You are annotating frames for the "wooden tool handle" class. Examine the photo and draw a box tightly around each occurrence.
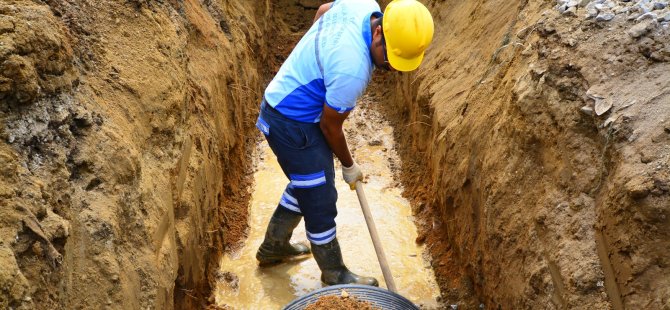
[355,181,398,293]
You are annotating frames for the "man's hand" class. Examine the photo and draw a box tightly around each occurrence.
[342,162,363,190]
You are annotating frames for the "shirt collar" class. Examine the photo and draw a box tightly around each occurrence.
[362,11,383,63]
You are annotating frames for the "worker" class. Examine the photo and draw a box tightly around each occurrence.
[255,0,434,287]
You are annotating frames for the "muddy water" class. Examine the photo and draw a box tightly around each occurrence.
[214,100,440,309]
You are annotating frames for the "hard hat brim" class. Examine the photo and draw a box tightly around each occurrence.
[386,46,425,72]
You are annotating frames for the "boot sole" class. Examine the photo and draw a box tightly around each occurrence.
[257,252,312,267]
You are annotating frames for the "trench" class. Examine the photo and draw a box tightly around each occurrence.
[3,0,666,309]
[213,96,441,309]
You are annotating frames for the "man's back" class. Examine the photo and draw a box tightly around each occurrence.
[264,0,382,123]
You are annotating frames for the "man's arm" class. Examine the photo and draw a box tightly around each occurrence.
[314,2,334,23]
[320,104,353,167]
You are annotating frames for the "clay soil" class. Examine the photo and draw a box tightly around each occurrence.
[304,295,379,310]
[375,0,670,309]
[0,0,272,309]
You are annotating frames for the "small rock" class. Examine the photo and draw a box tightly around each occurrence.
[585,2,598,19]
[586,6,599,18]
[653,2,667,10]
[603,115,617,127]
[628,21,652,38]
[415,233,427,244]
[579,0,591,7]
[596,12,616,21]
[625,176,654,199]
[639,1,654,13]
[581,106,594,115]
[368,139,382,146]
[615,6,630,14]
[640,151,655,163]
[594,98,613,116]
[564,6,578,16]
[636,12,658,21]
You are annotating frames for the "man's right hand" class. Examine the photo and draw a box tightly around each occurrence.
[342,162,363,190]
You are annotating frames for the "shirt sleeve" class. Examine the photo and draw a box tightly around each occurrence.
[324,72,367,113]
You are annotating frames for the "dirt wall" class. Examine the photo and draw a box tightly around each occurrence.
[377,0,669,308]
[0,0,274,308]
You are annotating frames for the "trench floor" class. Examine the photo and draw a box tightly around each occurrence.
[214,98,440,309]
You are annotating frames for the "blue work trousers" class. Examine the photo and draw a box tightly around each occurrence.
[256,101,338,245]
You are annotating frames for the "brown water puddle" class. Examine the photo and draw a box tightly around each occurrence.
[214,100,440,309]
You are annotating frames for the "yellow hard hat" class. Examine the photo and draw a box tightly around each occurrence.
[382,0,434,72]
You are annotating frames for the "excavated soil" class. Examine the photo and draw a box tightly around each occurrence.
[1,0,669,309]
[304,295,379,310]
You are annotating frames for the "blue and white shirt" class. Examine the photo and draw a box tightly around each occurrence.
[264,0,382,123]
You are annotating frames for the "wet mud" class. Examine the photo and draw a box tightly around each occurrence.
[214,97,440,309]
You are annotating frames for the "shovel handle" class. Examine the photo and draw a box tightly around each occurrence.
[355,181,398,293]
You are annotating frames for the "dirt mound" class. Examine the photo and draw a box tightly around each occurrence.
[304,295,379,310]
[376,0,669,308]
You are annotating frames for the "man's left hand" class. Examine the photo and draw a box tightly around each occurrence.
[342,162,363,190]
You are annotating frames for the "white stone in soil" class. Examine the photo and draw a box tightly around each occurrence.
[581,106,595,115]
[603,115,617,128]
[557,3,569,13]
[564,6,578,15]
[596,12,616,20]
[594,98,613,116]
[638,0,654,13]
[586,2,599,17]
[579,0,592,7]
[636,11,658,20]
[653,1,668,10]
[628,20,652,37]
[616,6,631,14]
